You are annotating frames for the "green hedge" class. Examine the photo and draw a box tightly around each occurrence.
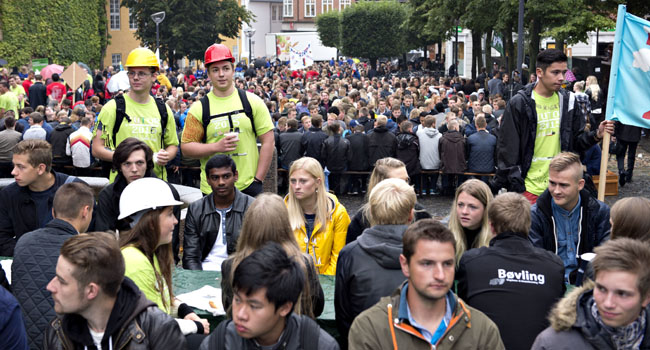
[0,0,104,68]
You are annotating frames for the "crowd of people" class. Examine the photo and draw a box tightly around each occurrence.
[0,44,648,350]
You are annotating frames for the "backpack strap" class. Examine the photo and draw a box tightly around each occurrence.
[64,175,77,184]
[155,97,168,148]
[200,89,256,143]
[211,319,230,350]
[299,316,320,349]
[113,95,129,149]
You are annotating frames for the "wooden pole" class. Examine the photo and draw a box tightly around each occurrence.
[72,62,76,105]
[597,132,610,201]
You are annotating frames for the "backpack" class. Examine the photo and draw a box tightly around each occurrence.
[113,94,168,148]
[210,317,319,350]
[200,88,255,143]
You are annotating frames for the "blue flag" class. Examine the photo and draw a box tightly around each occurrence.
[606,5,650,128]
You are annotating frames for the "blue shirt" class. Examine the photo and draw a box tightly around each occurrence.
[551,195,582,282]
[397,283,453,346]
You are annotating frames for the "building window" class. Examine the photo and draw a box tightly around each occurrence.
[110,0,120,30]
[305,0,316,17]
[283,0,293,17]
[111,53,122,68]
[272,4,279,21]
[322,0,333,12]
[129,8,137,30]
[339,0,351,10]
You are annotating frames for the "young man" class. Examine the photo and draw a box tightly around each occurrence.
[493,49,614,203]
[466,115,497,182]
[368,115,397,167]
[181,44,274,197]
[183,155,254,270]
[532,238,650,349]
[0,140,84,256]
[0,80,19,118]
[439,119,466,196]
[12,183,95,349]
[301,114,328,163]
[530,152,610,284]
[336,178,416,345]
[348,219,504,349]
[396,120,421,192]
[22,112,48,141]
[346,124,370,195]
[417,115,442,195]
[44,232,187,349]
[0,284,29,350]
[28,74,47,109]
[46,73,66,105]
[92,47,179,182]
[321,121,351,196]
[0,116,22,177]
[199,242,339,349]
[457,192,565,350]
[66,117,94,174]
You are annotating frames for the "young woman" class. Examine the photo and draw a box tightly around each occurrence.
[609,197,650,241]
[118,177,209,339]
[285,157,350,275]
[220,193,324,318]
[447,179,494,260]
[346,157,431,244]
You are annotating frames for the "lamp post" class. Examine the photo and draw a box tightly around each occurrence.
[516,0,524,76]
[244,27,256,65]
[151,11,166,53]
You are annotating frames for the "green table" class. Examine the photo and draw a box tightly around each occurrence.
[173,268,337,336]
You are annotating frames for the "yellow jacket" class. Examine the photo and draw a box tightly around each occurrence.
[286,193,350,275]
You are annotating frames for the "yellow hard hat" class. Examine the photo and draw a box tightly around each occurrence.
[125,48,159,70]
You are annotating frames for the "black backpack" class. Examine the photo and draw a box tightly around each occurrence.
[209,317,319,350]
[113,94,168,148]
[199,88,255,143]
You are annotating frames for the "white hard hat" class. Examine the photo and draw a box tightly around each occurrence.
[118,178,183,220]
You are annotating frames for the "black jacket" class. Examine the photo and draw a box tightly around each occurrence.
[396,131,421,176]
[493,83,598,192]
[28,82,47,108]
[0,171,83,257]
[615,122,642,143]
[321,134,351,172]
[51,123,75,162]
[368,126,396,167]
[279,129,304,169]
[530,189,610,269]
[12,219,78,350]
[301,127,328,163]
[457,232,565,350]
[346,203,431,244]
[357,116,375,133]
[466,130,497,173]
[335,224,408,344]
[44,278,187,350]
[439,130,466,174]
[183,189,254,270]
[346,132,370,171]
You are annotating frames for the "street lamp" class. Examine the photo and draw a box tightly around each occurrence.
[244,27,256,65]
[151,11,166,53]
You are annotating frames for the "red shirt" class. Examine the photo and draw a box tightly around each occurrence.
[46,82,66,102]
[305,70,319,80]
[22,79,33,97]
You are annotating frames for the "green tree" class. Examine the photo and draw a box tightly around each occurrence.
[123,0,254,64]
[0,0,105,68]
[315,10,341,50]
[339,1,408,68]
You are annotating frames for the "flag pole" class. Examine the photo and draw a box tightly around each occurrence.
[598,4,627,201]
[597,134,609,201]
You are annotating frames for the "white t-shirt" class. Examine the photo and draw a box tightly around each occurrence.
[201,207,231,271]
[89,327,104,350]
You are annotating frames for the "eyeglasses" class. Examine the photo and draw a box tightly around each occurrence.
[127,71,152,78]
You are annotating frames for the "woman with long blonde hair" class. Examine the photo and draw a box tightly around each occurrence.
[585,75,604,124]
[447,179,494,260]
[285,157,350,275]
[220,193,324,318]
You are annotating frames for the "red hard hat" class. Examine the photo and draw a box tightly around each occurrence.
[205,44,235,65]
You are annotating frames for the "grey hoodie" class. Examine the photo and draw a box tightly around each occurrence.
[416,126,442,170]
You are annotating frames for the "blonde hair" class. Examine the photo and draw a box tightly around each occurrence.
[368,178,416,226]
[286,157,332,235]
[230,193,314,317]
[549,152,583,182]
[488,192,531,235]
[448,179,493,260]
[586,75,600,101]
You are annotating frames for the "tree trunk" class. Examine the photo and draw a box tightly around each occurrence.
[485,30,493,73]
[471,31,482,79]
[529,18,541,71]
[505,29,516,75]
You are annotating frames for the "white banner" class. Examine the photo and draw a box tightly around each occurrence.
[290,43,313,70]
